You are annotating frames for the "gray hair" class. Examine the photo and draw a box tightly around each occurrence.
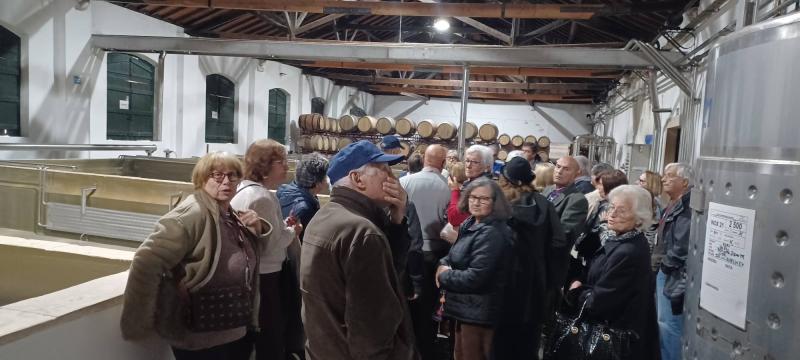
[296,152,329,188]
[574,155,591,177]
[664,162,694,182]
[457,178,512,220]
[607,185,655,232]
[465,144,494,169]
[591,162,614,177]
[332,163,380,188]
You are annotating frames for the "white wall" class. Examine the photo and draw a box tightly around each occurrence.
[372,96,592,144]
[0,302,173,360]
[0,0,372,159]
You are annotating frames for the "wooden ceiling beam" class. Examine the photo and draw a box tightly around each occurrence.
[320,72,605,91]
[295,61,623,78]
[367,85,593,103]
[114,1,601,20]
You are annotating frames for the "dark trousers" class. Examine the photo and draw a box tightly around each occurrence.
[255,262,305,360]
[255,272,287,360]
[409,249,449,360]
[453,321,494,360]
[492,322,542,360]
[172,335,252,360]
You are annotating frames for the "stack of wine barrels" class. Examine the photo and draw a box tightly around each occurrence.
[396,117,416,136]
[464,122,478,140]
[357,115,379,133]
[297,113,555,158]
[436,121,458,140]
[376,117,396,135]
[479,123,498,142]
[511,135,524,148]
[417,120,437,139]
[497,134,511,146]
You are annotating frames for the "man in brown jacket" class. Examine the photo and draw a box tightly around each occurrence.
[300,140,420,360]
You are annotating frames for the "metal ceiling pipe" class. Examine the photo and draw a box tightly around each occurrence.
[458,66,470,158]
[91,34,677,69]
[648,70,664,171]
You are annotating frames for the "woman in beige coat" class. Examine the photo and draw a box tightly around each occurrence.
[120,152,271,360]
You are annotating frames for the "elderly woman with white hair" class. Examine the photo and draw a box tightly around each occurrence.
[446,144,494,227]
[565,185,658,359]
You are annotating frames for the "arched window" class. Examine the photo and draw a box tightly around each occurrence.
[0,26,21,136]
[268,89,288,144]
[205,74,235,143]
[349,106,366,117]
[107,53,155,140]
[311,97,325,114]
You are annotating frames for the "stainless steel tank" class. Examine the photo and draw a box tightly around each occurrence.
[685,12,800,360]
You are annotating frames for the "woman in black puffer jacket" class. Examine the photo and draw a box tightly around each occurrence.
[436,178,513,360]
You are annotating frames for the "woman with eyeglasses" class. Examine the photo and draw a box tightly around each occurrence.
[446,145,494,227]
[566,185,658,359]
[231,139,305,360]
[436,178,513,360]
[121,152,270,360]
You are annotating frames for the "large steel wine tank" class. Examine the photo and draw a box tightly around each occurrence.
[685,12,800,360]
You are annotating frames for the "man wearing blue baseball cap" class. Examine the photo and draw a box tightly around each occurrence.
[299,140,420,360]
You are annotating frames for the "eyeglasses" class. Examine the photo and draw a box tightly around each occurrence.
[209,171,241,183]
[468,195,492,205]
[272,159,288,166]
[464,159,482,166]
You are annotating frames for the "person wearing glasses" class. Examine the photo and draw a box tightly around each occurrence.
[446,145,494,227]
[436,178,513,360]
[232,139,304,360]
[121,152,271,360]
[566,185,658,359]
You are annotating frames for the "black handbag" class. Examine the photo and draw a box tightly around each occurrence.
[544,299,638,360]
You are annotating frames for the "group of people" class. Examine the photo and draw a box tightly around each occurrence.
[119,135,693,360]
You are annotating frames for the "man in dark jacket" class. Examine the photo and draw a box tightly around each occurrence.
[543,156,589,285]
[277,153,329,241]
[654,162,693,360]
[300,141,419,360]
[572,155,595,194]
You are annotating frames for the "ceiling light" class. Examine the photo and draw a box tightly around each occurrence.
[433,18,450,32]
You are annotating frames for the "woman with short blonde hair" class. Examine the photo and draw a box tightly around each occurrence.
[533,162,555,192]
[122,152,269,360]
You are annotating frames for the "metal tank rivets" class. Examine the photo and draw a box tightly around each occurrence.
[748,185,758,199]
[770,272,784,288]
[779,189,792,204]
[775,230,789,247]
[767,313,781,330]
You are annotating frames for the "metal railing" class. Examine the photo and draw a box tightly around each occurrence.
[0,144,157,153]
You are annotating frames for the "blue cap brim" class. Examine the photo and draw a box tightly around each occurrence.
[371,153,405,166]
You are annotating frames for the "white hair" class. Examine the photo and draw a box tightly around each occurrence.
[574,155,591,177]
[664,162,694,182]
[506,150,525,162]
[607,185,655,232]
[465,144,494,169]
[332,163,381,188]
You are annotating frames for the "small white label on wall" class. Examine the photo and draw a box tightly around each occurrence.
[119,99,129,110]
[700,202,755,329]
[211,111,218,119]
